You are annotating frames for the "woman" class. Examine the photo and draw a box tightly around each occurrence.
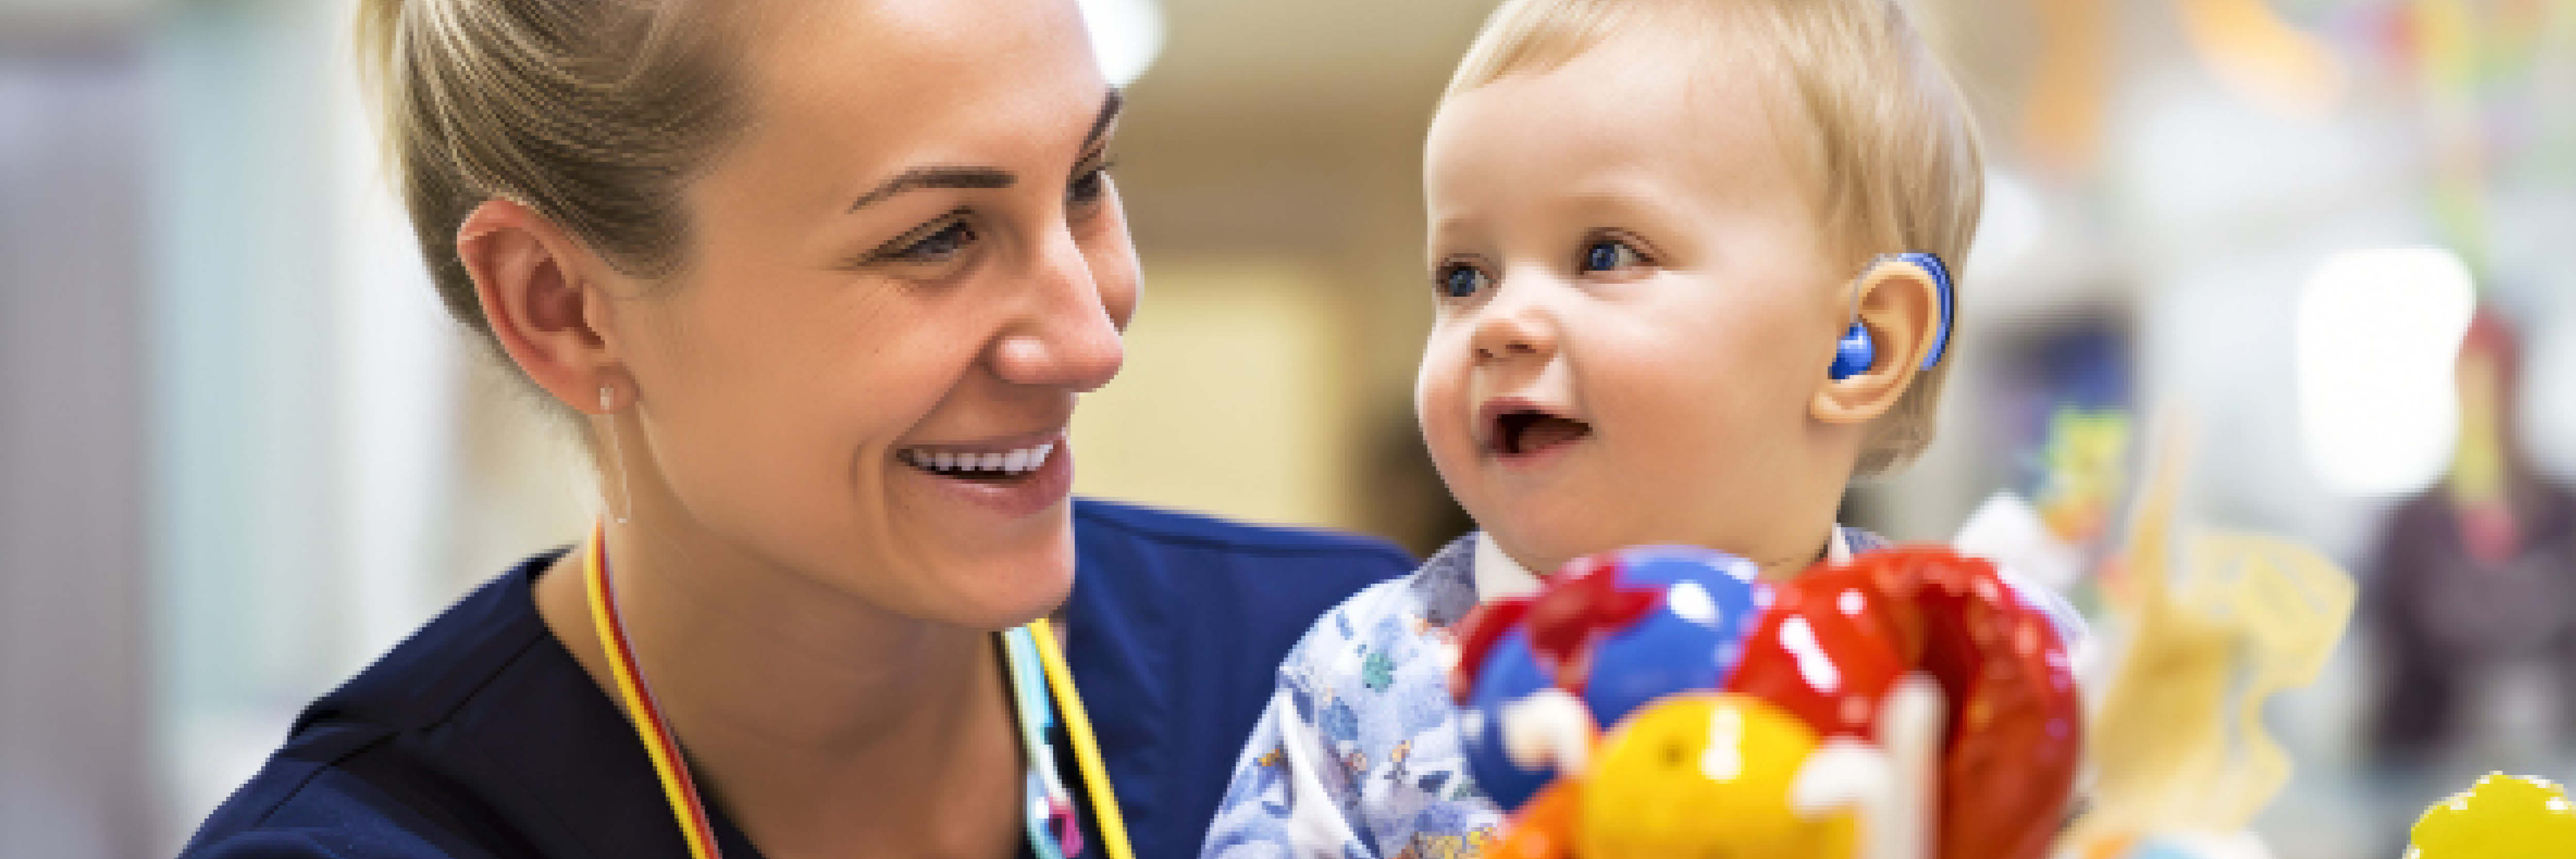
[177,1,1410,857]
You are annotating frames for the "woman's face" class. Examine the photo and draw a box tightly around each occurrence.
[610,0,1136,629]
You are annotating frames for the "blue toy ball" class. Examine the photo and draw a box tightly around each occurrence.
[1454,546,1766,811]
[1459,628,1556,811]
[1575,546,1767,731]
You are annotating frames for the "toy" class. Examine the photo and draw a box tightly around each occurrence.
[1452,547,1766,811]
[2057,431,2355,858]
[2405,772,2576,859]
[1453,545,2082,859]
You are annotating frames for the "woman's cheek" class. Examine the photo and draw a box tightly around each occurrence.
[1092,205,1143,328]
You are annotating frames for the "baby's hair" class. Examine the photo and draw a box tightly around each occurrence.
[1445,0,1985,475]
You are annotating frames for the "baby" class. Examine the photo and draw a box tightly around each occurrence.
[1201,1,2011,857]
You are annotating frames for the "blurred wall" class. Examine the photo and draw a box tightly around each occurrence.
[0,46,155,859]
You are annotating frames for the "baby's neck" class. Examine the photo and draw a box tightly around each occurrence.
[1490,521,1843,587]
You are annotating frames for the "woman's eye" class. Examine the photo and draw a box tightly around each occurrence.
[1580,239,1647,274]
[1435,263,1492,298]
[891,220,977,263]
[1067,159,1116,209]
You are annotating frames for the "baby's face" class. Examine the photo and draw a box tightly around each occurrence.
[1418,37,1853,575]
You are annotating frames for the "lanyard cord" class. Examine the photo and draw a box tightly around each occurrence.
[1024,617,1137,859]
[583,526,723,859]
[581,524,1137,859]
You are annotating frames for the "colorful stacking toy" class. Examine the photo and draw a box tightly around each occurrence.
[1451,545,2083,859]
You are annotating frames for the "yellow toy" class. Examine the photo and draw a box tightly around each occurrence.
[1578,694,1855,859]
[2406,773,2576,859]
[2062,428,2357,855]
[1489,683,1946,859]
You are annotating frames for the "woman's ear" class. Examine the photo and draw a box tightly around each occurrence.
[456,199,625,414]
[1811,258,1942,425]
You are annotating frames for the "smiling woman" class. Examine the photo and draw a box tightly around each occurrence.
[172,2,1410,858]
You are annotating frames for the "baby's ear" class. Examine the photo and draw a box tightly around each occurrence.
[1810,258,1942,425]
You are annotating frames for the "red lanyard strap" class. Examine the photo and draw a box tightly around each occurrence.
[584,525,724,859]
[581,524,1137,859]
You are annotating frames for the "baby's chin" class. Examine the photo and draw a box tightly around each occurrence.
[1478,507,1662,577]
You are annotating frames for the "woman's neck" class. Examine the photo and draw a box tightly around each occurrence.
[532,517,1026,859]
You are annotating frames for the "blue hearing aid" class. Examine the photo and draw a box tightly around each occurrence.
[1828,251,1955,381]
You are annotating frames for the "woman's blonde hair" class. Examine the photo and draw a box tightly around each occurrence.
[1445,0,1985,476]
[355,0,744,360]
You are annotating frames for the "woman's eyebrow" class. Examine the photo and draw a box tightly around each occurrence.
[849,166,1015,212]
[1080,88,1124,154]
[846,89,1124,214]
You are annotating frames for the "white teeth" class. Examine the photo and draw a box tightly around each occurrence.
[904,442,1058,475]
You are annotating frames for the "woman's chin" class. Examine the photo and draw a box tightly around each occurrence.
[938,538,1079,631]
[852,491,1080,629]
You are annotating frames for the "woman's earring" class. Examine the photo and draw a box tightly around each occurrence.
[600,386,633,525]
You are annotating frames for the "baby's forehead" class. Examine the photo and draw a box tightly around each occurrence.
[1426,32,1823,212]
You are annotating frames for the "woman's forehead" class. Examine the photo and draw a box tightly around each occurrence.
[701,0,1111,210]
[734,0,1104,145]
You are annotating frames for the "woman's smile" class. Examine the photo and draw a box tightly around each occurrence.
[892,427,1076,518]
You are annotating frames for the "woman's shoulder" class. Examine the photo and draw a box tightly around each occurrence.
[1066,498,1418,656]
[1065,496,1418,667]
[179,549,679,859]
[1072,497,1417,562]
[179,762,507,858]
[306,551,567,728]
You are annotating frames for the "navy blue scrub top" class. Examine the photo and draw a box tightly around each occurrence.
[178,499,1412,859]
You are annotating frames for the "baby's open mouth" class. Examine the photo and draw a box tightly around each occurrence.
[899,441,1055,483]
[1489,407,1592,459]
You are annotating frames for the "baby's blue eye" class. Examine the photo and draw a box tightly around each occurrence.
[1581,240,1644,273]
[1437,264,1491,298]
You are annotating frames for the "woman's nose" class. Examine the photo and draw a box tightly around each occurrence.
[988,233,1128,392]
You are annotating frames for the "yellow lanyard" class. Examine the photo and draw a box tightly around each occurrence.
[580,524,1137,859]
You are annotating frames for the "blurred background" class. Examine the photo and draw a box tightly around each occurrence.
[2,0,2572,856]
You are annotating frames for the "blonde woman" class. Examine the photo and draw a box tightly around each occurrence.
[176,2,1409,858]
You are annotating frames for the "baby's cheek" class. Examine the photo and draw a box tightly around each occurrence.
[1592,352,1764,491]
[1413,360,1479,475]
